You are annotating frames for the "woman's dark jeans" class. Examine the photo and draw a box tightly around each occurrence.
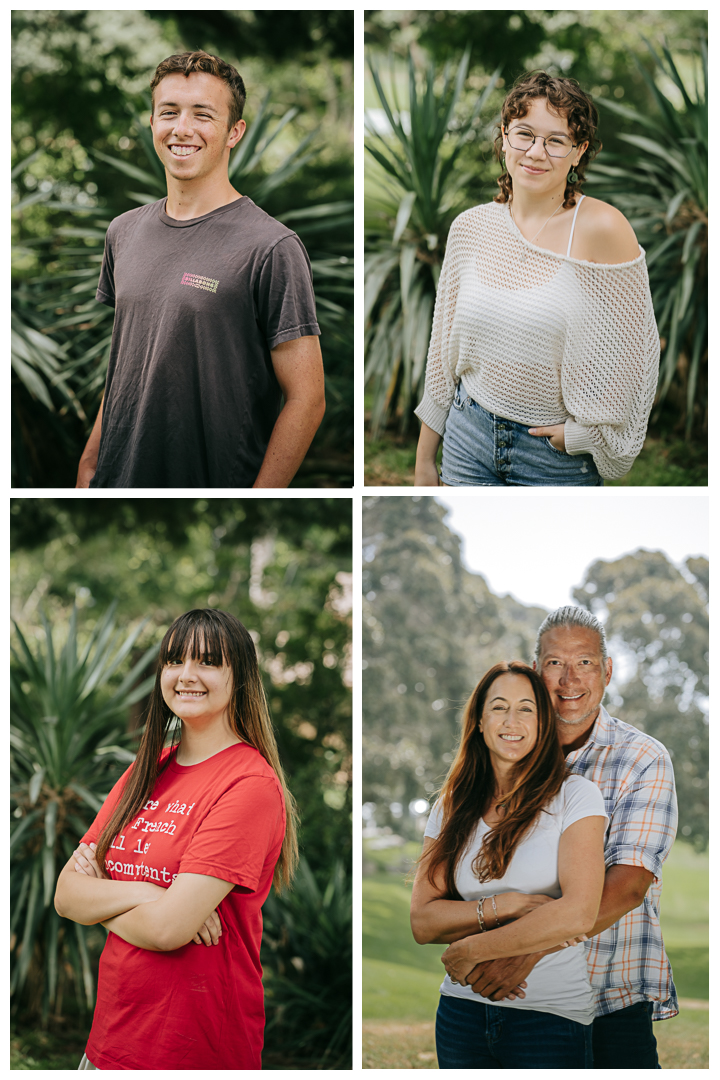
[435,994,593,1069]
[592,1001,661,1068]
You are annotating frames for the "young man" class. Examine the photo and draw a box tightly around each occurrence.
[76,51,325,489]
[460,606,678,1068]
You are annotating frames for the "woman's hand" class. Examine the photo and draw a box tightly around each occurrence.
[415,423,442,486]
[527,423,566,451]
[73,842,108,879]
[414,459,440,486]
[192,908,223,947]
[441,935,484,986]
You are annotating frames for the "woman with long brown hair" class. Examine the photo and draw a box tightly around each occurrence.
[411,661,606,1068]
[414,70,660,487]
[55,609,298,1071]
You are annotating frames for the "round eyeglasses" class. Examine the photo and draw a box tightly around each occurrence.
[506,126,577,159]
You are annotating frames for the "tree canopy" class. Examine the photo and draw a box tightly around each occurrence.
[362,496,708,850]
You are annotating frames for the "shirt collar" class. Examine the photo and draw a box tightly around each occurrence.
[565,704,615,760]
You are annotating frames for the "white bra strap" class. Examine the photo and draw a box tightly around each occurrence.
[566,194,586,258]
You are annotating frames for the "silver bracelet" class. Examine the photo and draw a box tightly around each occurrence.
[489,894,499,928]
[476,897,486,932]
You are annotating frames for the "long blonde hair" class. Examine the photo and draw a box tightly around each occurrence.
[96,609,298,891]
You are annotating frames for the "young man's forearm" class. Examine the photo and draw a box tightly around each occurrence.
[54,866,162,925]
[76,396,104,488]
[253,397,325,488]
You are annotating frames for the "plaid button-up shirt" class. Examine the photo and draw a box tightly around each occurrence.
[566,705,678,1019]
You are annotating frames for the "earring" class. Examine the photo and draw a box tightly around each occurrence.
[568,165,579,184]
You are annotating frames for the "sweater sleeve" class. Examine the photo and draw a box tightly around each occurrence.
[414,216,464,436]
[561,255,660,479]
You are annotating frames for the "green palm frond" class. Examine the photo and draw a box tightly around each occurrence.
[365,52,501,435]
[10,604,158,1020]
[585,39,707,439]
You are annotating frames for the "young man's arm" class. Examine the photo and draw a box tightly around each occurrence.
[76,395,104,488]
[253,336,325,488]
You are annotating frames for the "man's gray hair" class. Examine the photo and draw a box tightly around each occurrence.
[534,605,608,664]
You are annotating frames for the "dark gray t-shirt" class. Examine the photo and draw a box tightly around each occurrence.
[89,196,320,488]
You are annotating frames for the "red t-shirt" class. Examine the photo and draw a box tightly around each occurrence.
[80,743,285,1070]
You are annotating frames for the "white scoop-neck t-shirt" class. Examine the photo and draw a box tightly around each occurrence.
[425,773,607,1025]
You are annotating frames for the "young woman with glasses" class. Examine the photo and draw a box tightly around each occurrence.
[414,71,660,487]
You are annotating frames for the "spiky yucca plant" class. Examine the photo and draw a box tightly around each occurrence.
[364,50,501,436]
[585,40,707,439]
[11,604,158,1020]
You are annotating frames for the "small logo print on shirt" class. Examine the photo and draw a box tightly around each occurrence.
[181,272,219,294]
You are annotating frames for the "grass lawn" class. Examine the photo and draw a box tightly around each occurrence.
[362,1010,709,1069]
[364,425,708,487]
[362,840,708,1067]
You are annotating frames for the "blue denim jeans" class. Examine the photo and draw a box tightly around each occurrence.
[435,995,593,1069]
[441,381,603,487]
[592,1001,661,1068]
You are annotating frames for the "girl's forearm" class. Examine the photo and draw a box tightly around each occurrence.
[102,904,168,951]
[54,869,163,926]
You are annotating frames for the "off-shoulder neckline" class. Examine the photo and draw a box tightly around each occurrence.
[490,201,647,269]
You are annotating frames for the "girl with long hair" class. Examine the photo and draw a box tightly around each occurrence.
[414,70,660,487]
[55,609,298,1071]
[411,662,607,1068]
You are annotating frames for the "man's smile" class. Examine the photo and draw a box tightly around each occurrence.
[169,145,201,156]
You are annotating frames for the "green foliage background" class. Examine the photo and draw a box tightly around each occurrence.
[11,497,352,1067]
[362,496,708,850]
[12,11,353,487]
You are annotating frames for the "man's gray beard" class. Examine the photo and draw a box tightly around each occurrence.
[554,704,600,727]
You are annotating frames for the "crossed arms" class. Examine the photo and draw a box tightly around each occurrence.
[410,815,653,997]
[54,842,235,952]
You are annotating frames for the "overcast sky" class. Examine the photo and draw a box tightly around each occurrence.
[436,493,708,610]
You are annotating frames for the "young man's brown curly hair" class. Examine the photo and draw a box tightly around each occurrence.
[150,50,246,130]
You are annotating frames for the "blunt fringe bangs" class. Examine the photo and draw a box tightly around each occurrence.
[494,70,601,210]
[95,609,298,892]
[151,50,246,129]
[421,661,567,898]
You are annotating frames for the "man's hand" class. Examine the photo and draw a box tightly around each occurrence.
[467,953,542,1000]
[527,423,566,451]
[76,397,104,488]
[76,459,97,488]
[253,336,325,487]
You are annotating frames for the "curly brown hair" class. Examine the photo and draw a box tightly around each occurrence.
[494,70,601,210]
[150,50,246,130]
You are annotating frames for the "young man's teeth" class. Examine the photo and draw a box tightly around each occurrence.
[171,146,198,156]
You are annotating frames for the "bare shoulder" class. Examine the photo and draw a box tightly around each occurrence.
[576,197,641,264]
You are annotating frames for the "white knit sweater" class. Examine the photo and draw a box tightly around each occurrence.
[415,201,660,480]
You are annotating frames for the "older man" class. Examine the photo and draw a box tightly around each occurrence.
[464,606,678,1069]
